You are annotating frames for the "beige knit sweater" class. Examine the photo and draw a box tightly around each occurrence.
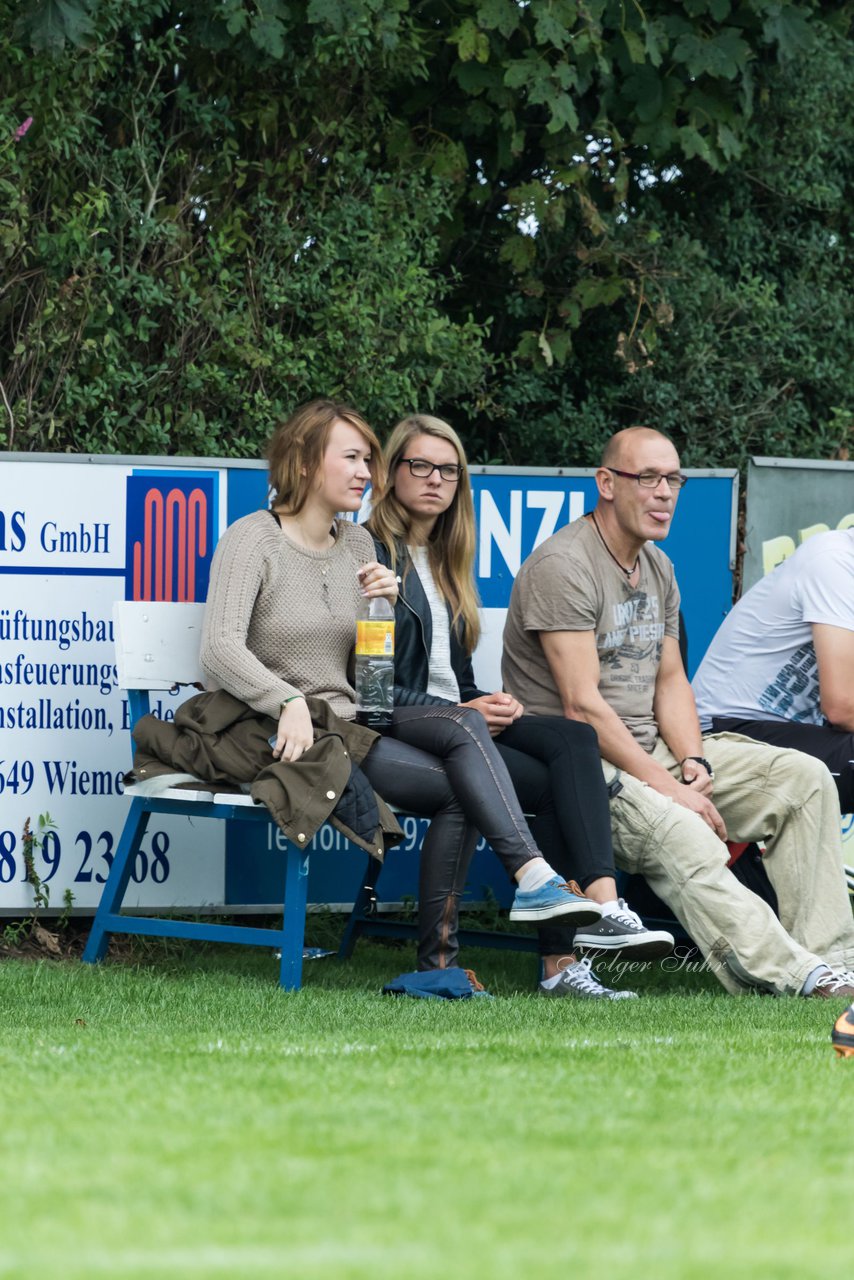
[200,510,375,721]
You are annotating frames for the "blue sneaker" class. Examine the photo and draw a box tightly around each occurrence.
[509,877,602,924]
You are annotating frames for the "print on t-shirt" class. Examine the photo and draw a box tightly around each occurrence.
[758,642,822,723]
[598,590,665,698]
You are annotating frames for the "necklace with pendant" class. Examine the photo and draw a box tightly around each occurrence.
[276,512,335,608]
[590,511,639,580]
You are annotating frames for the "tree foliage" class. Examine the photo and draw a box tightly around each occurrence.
[1,0,851,467]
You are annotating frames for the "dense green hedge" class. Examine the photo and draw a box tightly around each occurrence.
[1,1,851,467]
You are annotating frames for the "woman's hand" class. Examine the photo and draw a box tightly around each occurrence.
[461,692,524,736]
[271,697,314,763]
[358,561,399,604]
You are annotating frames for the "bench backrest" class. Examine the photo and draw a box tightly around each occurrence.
[113,600,207,731]
[114,600,206,690]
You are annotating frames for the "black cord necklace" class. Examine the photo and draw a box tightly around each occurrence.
[589,511,639,580]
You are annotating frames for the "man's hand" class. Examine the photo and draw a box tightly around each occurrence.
[271,697,314,763]
[462,692,524,736]
[680,757,714,797]
[660,777,727,839]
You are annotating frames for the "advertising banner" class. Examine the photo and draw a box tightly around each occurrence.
[743,456,854,590]
[0,458,229,912]
[1,456,736,914]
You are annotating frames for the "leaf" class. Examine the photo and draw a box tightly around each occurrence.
[547,329,572,364]
[677,124,714,165]
[577,191,607,237]
[546,93,579,135]
[622,29,646,65]
[499,234,537,272]
[507,180,550,222]
[477,0,521,39]
[225,6,249,36]
[534,10,573,50]
[572,277,623,310]
[624,66,664,124]
[673,28,749,81]
[716,120,742,162]
[250,12,286,57]
[33,924,62,956]
[537,331,554,367]
[453,60,501,94]
[429,139,468,182]
[709,0,732,19]
[503,53,539,90]
[448,18,481,63]
[474,31,491,64]
[13,0,95,54]
[762,4,815,62]
[307,0,345,30]
[557,297,581,327]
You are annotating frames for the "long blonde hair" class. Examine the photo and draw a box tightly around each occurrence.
[368,414,481,652]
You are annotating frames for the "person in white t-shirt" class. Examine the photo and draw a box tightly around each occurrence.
[692,529,854,813]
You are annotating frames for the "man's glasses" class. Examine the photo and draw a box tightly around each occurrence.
[606,467,688,491]
[400,458,463,482]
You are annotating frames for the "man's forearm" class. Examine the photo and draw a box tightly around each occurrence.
[563,690,680,791]
[654,672,705,766]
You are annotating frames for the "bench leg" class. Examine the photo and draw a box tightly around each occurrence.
[82,801,150,965]
[278,849,310,991]
[338,854,384,961]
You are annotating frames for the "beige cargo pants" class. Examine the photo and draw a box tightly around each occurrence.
[604,732,854,995]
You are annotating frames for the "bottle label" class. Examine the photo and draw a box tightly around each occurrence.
[356,619,395,656]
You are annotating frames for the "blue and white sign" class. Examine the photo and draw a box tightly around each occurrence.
[1,455,739,914]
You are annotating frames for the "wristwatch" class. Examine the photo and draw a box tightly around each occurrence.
[681,755,714,780]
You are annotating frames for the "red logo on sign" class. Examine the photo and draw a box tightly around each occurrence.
[132,486,208,601]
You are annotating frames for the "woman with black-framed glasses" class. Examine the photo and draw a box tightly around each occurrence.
[367,413,674,999]
[400,457,464,482]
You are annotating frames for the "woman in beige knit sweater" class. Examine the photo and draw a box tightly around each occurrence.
[200,399,600,977]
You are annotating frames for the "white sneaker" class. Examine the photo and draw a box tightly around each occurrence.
[807,968,854,1000]
[539,956,638,1000]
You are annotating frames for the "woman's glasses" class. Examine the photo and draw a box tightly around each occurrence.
[400,458,463,482]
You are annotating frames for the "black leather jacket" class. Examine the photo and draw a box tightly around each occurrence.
[372,537,488,708]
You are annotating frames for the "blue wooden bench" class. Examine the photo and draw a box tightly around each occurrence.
[81,602,313,989]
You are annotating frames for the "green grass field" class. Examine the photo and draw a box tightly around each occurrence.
[0,930,850,1280]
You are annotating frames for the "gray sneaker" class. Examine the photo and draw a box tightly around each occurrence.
[574,898,674,959]
[539,956,638,1000]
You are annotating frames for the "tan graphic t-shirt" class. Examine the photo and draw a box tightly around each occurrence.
[501,517,680,752]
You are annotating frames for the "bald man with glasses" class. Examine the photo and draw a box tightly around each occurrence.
[501,427,854,999]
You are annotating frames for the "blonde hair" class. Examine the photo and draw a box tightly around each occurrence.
[267,399,384,514]
[368,414,481,652]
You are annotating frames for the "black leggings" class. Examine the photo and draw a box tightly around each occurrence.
[495,716,618,955]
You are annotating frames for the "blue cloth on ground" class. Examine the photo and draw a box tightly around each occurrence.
[382,970,492,999]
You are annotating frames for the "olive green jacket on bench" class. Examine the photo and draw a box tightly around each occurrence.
[126,690,403,860]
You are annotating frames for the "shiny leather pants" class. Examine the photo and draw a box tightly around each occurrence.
[360,704,541,969]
